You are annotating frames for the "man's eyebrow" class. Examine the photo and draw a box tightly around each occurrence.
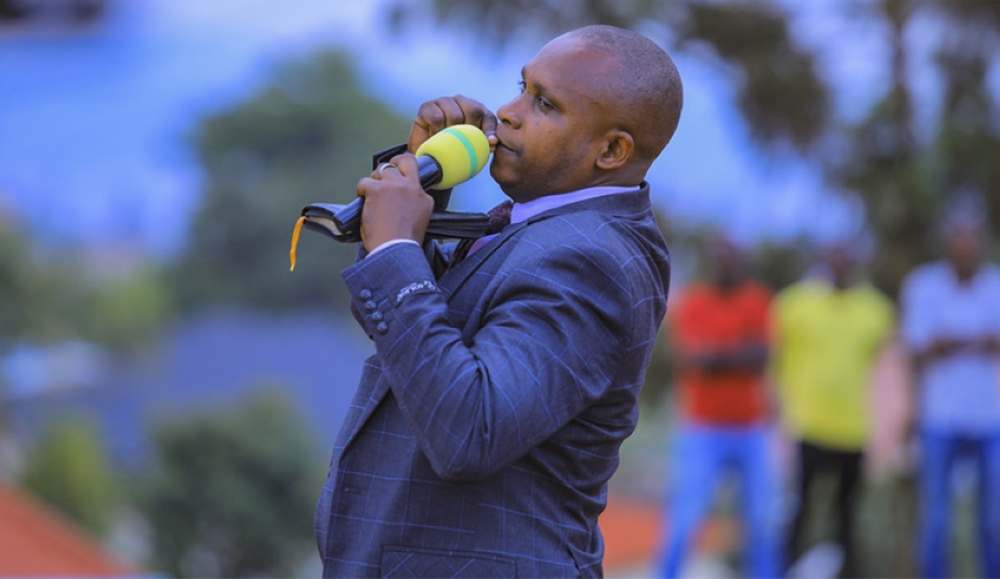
[519,65,563,109]
[520,67,549,94]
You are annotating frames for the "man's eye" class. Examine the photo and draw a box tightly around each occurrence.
[537,97,553,111]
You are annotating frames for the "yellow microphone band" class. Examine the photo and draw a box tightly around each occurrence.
[415,124,490,190]
[441,126,480,183]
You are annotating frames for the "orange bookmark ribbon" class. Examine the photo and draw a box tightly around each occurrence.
[289,215,306,272]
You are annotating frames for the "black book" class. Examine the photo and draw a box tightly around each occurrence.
[289,204,490,271]
[297,203,490,244]
[288,141,490,271]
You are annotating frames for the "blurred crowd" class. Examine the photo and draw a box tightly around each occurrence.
[656,208,1000,579]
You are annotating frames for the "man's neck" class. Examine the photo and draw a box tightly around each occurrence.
[713,277,741,293]
[951,261,980,285]
[505,175,644,204]
[508,184,642,224]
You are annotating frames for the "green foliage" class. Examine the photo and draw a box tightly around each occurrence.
[0,227,171,350]
[171,51,411,312]
[20,417,117,537]
[640,326,674,406]
[0,230,38,339]
[83,267,174,350]
[391,0,830,152]
[0,230,87,343]
[837,0,1000,296]
[138,391,324,578]
[397,0,1000,297]
[750,236,814,291]
[677,2,830,150]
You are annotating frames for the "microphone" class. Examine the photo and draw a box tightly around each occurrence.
[325,125,491,237]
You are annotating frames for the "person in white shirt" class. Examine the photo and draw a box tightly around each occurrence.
[900,209,1000,579]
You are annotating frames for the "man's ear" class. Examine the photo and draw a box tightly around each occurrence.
[595,130,634,171]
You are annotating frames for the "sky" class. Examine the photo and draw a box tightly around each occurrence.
[0,0,890,258]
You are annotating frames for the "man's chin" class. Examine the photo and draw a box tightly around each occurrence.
[489,160,516,189]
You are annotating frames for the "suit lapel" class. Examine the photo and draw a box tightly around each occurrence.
[438,182,652,299]
[439,220,530,300]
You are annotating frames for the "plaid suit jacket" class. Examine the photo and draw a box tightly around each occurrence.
[315,184,671,578]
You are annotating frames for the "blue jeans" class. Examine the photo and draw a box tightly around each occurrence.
[919,430,1000,579]
[657,423,782,579]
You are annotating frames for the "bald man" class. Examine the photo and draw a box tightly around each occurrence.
[313,25,681,577]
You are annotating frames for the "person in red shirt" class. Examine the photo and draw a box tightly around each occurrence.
[657,236,780,578]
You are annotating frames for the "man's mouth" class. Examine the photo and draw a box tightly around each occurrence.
[494,140,517,156]
[493,129,518,156]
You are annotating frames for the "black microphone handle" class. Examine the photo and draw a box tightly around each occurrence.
[330,155,445,235]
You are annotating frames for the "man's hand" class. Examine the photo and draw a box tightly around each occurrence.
[915,335,1000,368]
[680,342,768,374]
[356,154,434,253]
[409,95,499,153]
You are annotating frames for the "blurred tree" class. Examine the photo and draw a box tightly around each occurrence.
[640,325,674,408]
[20,417,117,537]
[81,267,173,350]
[750,236,814,291]
[0,230,37,356]
[391,0,830,152]
[0,228,170,350]
[138,391,323,578]
[835,0,1000,296]
[171,51,411,312]
[0,230,85,343]
[391,0,1000,297]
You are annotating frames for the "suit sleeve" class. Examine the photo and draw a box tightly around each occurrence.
[348,240,455,336]
[341,241,631,483]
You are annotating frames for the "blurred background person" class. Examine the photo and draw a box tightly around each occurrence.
[900,208,1000,579]
[657,236,781,579]
[772,243,895,578]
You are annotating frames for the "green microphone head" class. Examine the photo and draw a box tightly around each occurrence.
[415,124,491,190]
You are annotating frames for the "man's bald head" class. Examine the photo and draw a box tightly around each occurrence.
[563,25,684,166]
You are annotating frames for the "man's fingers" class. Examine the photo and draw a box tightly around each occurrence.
[410,96,497,152]
[415,100,448,132]
[357,176,376,197]
[363,155,418,192]
[480,114,498,146]
[390,154,418,178]
[436,98,468,127]
[411,98,464,144]
[454,95,497,141]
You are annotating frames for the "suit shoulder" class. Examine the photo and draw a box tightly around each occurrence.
[518,207,661,255]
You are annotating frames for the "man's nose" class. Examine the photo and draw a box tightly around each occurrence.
[497,98,521,128]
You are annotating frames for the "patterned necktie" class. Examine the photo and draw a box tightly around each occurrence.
[450,199,514,268]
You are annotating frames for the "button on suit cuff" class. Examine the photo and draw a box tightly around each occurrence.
[343,242,439,345]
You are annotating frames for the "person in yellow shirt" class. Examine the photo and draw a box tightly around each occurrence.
[772,244,895,578]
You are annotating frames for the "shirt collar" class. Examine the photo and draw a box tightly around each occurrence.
[509,185,641,225]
